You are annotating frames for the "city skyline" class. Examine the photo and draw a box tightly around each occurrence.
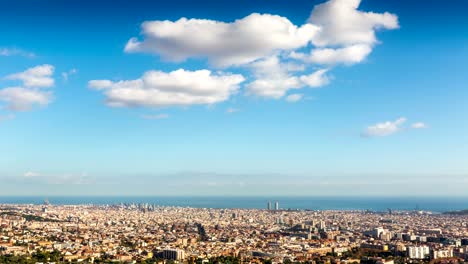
[1,0,467,196]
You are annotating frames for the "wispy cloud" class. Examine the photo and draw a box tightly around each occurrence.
[285,93,303,103]
[0,47,36,58]
[363,117,407,137]
[226,107,240,113]
[0,114,15,122]
[362,117,429,138]
[16,171,94,185]
[62,68,78,81]
[411,122,428,129]
[141,113,169,120]
[23,171,41,177]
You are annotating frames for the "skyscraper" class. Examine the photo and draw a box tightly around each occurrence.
[267,201,272,210]
[275,201,279,210]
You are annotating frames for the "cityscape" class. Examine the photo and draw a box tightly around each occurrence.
[0,200,468,263]
[1,0,468,263]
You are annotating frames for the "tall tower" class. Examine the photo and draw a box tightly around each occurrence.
[267,201,272,210]
[275,201,279,211]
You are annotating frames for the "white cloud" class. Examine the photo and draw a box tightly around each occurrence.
[363,117,407,137]
[0,47,35,58]
[307,0,399,47]
[62,68,78,81]
[88,80,114,90]
[226,107,240,113]
[299,69,330,87]
[6,64,55,88]
[18,171,93,185]
[125,13,319,67]
[0,65,55,112]
[291,44,372,65]
[24,171,41,177]
[0,87,52,111]
[89,69,245,108]
[141,113,169,119]
[246,77,302,99]
[285,93,303,103]
[246,56,329,98]
[0,114,15,122]
[411,122,428,129]
[101,0,399,106]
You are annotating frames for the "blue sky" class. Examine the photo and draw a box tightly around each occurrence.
[0,0,467,196]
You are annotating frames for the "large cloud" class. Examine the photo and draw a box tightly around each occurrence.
[85,0,400,109]
[89,69,245,107]
[124,13,319,67]
[0,65,55,112]
[308,0,399,47]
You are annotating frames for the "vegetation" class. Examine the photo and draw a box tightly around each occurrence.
[0,211,64,222]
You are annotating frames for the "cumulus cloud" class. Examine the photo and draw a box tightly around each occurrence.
[6,64,55,88]
[285,93,303,103]
[89,69,245,108]
[0,87,52,111]
[125,13,319,67]
[88,0,398,109]
[0,65,56,112]
[363,117,407,137]
[308,0,399,47]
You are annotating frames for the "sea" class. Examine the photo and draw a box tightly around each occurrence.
[0,196,467,212]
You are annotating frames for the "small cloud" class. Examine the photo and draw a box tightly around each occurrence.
[285,93,303,103]
[141,113,169,120]
[62,68,78,81]
[0,47,35,58]
[362,117,407,137]
[226,107,240,113]
[411,122,428,129]
[24,171,40,177]
[0,114,15,122]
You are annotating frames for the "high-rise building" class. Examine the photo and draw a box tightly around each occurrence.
[267,201,272,210]
[275,201,279,210]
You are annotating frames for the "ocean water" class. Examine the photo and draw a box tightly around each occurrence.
[0,196,467,212]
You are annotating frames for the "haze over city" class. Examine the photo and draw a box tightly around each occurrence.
[0,0,467,196]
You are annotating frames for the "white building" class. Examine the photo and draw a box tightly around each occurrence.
[432,248,453,259]
[407,246,430,259]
